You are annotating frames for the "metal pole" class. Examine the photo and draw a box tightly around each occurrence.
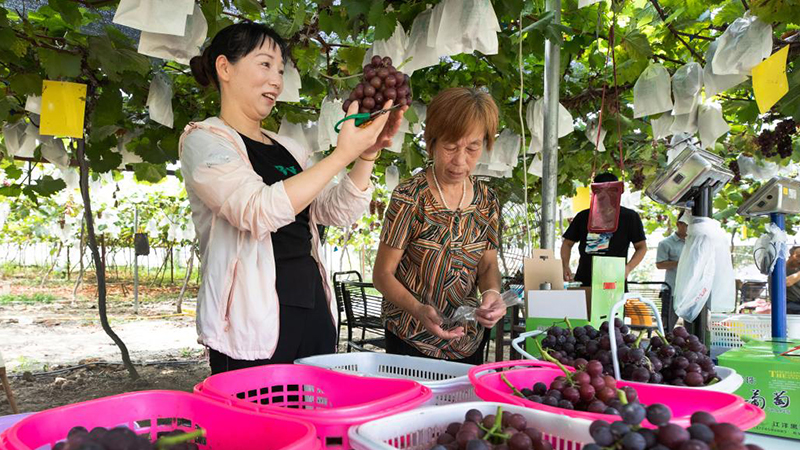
[770,212,787,339]
[134,205,139,315]
[688,185,712,344]
[540,0,561,250]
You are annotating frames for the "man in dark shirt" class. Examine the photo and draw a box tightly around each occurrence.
[786,246,800,314]
[560,173,648,286]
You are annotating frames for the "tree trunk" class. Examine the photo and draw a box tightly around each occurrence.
[72,219,86,306]
[75,139,139,380]
[40,241,63,287]
[66,244,71,281]
[176,242,196,314]
[170,246,174,284]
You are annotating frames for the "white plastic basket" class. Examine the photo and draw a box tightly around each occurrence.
[348,401,593,450]
[295,353,478,405]
[710,313,800,358]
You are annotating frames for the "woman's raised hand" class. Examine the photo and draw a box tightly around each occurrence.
[334,99,394,162]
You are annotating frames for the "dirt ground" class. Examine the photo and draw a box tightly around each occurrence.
[0,273,211,416]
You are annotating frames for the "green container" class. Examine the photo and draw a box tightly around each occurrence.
[718,338,800,440]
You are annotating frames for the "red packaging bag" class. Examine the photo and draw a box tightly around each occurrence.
[588,181,624,233]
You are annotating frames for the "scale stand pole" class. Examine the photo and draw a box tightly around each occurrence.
[688,185,713,345]
[770,212,787,339]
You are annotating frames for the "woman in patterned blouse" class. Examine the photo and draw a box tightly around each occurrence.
[372,88,507,363]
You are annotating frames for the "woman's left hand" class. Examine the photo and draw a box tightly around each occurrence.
[362,103,409,157]
[475,291,507,328]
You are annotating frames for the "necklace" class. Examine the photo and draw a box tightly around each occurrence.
[220,115,268,145]
[431,167,466,211]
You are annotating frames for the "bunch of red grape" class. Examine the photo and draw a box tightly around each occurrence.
[729,160,741,183]
[540,321,719,388]
[756,129,778,158]
[649,327,716,387]
[631,169,646,191]
[775,118,797,159]
[512,358,641,417]
[343,55,412,114]
[53,426,200,450]
[585,406,763,450]
[429,406,553,450]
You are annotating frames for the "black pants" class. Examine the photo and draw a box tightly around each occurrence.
[209,293,336,374]
[385,328,489,365]
[662,295,679,331]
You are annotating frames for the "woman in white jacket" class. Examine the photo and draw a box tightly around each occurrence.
[180,22,405,374]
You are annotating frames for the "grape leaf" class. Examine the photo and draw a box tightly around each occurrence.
[92,87,123,130]
[36,48,81,79]
[47,0,81,27]
[621,29,652,60]
[9,73,42,96]
[133,162,168,183]
[338,46,366,75]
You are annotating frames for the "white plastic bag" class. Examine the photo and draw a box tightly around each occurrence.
[25,96,41,115]
[670,107,698,135]
[403,8,440,75]
[278,116,311,150]
[146,72,174,128]
[712,13,772,76]
[697,100,730,149]
[40,136,69,169]
[113,0,194,35]
[754,222,789,275]
[429,0,500,58]
[703,41,747,97]
[528,152,543,177]
[633,64,673,118]
[579,0,604,7]
[317,96,344,151]
[385,132,406,154]
[385,164,400,190]
[137,4,207,65]
[492,129,521,168]
[363,23,407,68]
[667,133,695,163]
[585,120,606,152]
[737,154,778,181]
[18,123,40,158]
[709,221,736,314]
[526,98,573,154]
[651,114,674,140]
[671,63,703,116]
[277,60,301,103]
[674,217,718,322]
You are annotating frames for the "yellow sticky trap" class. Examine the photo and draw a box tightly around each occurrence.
[572,186,591,212]
[752,46,789,114]
[40,80,87,138]
[742,225,747,240]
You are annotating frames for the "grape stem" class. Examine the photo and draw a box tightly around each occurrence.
[318,72,362,81]
[617,389,629,406]
[156,429,206,450]
[533,339,574,384]
[500,373,526,398]
[634,331,645,349]
[395,56,414,71]
[480,405,510,443]
[564,317,573,330]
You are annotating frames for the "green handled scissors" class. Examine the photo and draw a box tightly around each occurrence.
[334,104,402,133]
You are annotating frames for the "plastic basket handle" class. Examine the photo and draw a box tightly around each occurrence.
[467,359,562,387]
[608,293,665,381]
[510,330,543,361]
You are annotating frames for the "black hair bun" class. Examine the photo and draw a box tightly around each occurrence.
[190,49,212,87]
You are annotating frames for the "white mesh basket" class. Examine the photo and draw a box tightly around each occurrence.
[348,401,593,450]
[295,353,478,405]
[710,313,800,359]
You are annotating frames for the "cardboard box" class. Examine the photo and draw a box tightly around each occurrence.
[523,249,564,292]
[718,339,800,440]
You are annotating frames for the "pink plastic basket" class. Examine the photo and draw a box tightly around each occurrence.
[0,390,319,450]
[194,364,432,449]
[469,360,765,430]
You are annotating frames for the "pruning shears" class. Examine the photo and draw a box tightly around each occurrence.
[334,104,402,133]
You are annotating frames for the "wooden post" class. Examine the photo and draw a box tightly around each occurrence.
[0,350,20,414]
